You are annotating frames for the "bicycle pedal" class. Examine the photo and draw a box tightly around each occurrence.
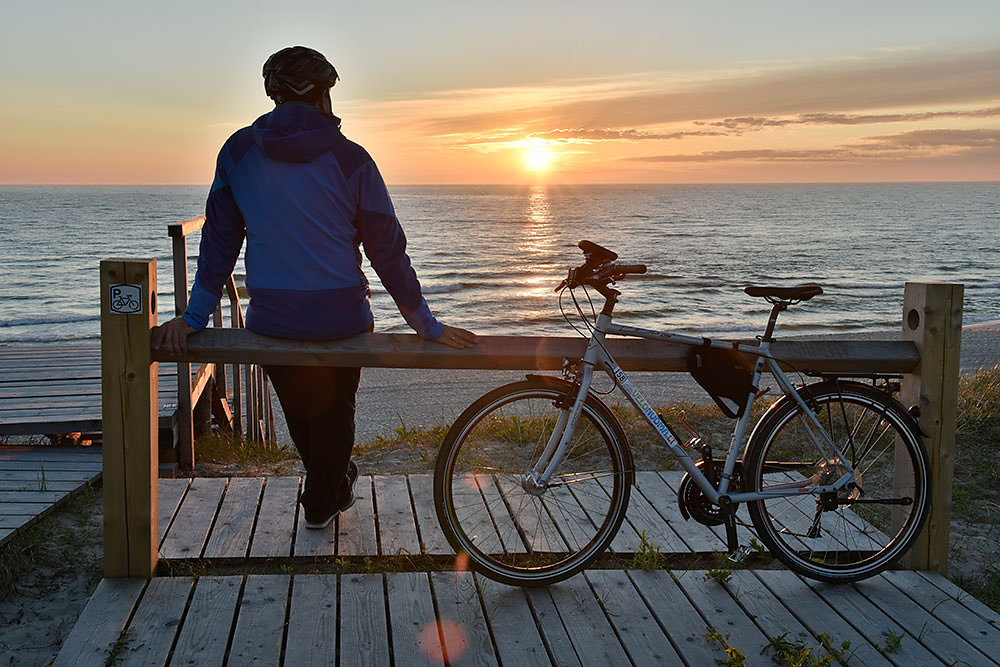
[728,545,753,564]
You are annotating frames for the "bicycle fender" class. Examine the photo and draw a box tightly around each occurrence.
[524,374,635,485]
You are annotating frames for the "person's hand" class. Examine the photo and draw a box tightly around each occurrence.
[434,324,478,349]
[152,316,196,356]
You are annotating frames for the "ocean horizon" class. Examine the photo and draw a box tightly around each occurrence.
[2,182,997,345]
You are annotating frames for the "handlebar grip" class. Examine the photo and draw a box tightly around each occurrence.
[617,264,647,275]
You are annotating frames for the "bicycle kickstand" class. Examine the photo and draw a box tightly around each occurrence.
[719,496,751,564]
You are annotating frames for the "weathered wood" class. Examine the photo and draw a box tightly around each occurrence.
[248,476,299,558]
[724,570,816,650]
[679,570,773,660]
[227,575,289,667]
[900,282,963,574]
[159,477,226,559]
[524,586,584,666]
[475,577,549,665]
[374,475,421,555]
[117,577,193,666]
[385,572,444,667]
[596,472,688,554]
[156,478,190,544]
[652,471,727,552]
[545,575,630,666]
[407,474,452,555]
[100,259,158,578]
[52,578,146,667]
[203,477,264,558]
[336,475,378,556]
[151,328,922,374]
[855,575,990,665]
[338,574,391,666]
[170,576,241,666]
[752,570,892,667]
[166,215,206,238]
[284,574,339,666]
[586,570,683,666]
[430,571,498,666]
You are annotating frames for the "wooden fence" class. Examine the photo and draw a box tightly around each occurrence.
[99,258,962,579]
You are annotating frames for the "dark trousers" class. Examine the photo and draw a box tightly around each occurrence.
[264,364,362,514]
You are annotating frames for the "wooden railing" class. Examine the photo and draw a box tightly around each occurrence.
[99,258,963,579]
[167,217,275,469]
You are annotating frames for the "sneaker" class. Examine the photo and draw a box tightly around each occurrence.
[303,506,337,530]
[303,461,359,530]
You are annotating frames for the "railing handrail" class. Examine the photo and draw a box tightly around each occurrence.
[167,215,206,238]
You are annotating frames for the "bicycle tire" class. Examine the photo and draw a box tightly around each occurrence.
[745,380,930,582]
[434,377,631,586]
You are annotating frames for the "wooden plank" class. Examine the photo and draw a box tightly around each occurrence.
[595,472,688,554]
[407,474,452,555]
[652,471,729,552]
[917,570,1000,627]
[494,474,566,554]
[338,574,391,666]
[0,479,94,493]
[677,570,773,660]
[52,578,147,667]
[0,527,11,542]
[0,490,69,502]
[0,502,56,514]
[544,575,630,667]
[374,475,421,555]
[159,477,226,559]
[429,571,497,666]
[248,476,299,558]
[475,576,550,665]
[336,475,378,556]
[448,473,511,556]
[227,575,290,667]
[752,570,892,667]
[386,572,443,667]
[284,574,339,666]
[625,570,723,667]
[0,515,32,529]
[295,489,336,557]
[170,576,241,666]
[524,586,583,666]
[900,282,963,574]
[586,570,683,666]
[157,478,190,544]
[885,571,1000,655]
[203,477,264,558]
[541,482,601,554]
[0,461,102,474]
[0,469,102,482]
[724,570,817,650]
[854,575,992,666]
[806,577,944,665]
[152,328,921,374]
[118,577,194,666]
[100,259,158,578]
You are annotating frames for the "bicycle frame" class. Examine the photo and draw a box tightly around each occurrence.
[531,311,857,506]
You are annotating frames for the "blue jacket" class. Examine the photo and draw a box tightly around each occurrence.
[183,102,443,341]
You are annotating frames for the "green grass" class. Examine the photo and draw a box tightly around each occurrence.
[951,365,1000,524]
[194,432,297,466]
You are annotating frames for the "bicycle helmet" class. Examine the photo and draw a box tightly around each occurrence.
[262,46,339,104]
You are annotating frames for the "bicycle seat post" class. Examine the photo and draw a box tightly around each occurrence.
[762,300,788,342]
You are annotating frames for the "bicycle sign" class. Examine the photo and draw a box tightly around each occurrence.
[109,284,142,315]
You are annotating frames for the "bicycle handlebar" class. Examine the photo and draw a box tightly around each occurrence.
[556,241,647,291]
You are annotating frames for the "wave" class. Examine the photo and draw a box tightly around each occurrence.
[0,315,98,328]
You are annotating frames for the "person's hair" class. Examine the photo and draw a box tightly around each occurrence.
[262,46,339,105]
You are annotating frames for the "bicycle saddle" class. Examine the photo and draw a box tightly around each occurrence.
[744,285,823,302]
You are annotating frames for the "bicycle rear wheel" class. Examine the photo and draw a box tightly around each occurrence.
[745,381,930,582]
[434,378,631,586]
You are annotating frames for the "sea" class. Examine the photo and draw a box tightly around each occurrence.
[1,183,998,346]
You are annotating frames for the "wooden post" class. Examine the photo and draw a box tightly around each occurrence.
[171,234,195,470]
[101,259,159,578]
[900,282,963,574]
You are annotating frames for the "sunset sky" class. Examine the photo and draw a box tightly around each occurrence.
[3,1,999,184]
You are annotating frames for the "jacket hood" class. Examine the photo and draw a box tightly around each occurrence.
[251,102,344,163]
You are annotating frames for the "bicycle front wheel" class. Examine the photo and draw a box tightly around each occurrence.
[434,378,631,586]
[745,381,930,582]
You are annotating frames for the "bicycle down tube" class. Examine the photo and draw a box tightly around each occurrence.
[534,311,857,505]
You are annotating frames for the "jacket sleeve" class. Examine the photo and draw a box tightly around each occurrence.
[183,153,246,331]
[353,161,444,340]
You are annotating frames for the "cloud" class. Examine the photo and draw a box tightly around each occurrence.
[698,107,1000,131]
[415,48,1000,136]
[527,128,727,142]
[626,129,1000,163]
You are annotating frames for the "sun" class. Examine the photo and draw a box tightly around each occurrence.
[523,141,555,172]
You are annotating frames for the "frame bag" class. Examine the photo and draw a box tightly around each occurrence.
[686,345,754,418]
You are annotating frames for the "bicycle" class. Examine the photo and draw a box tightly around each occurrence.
[433,240,930,586]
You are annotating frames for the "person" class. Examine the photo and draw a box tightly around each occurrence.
[153,46,476,530]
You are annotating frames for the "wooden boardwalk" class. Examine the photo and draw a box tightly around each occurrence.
[56,568,1000,666]
[0,343,191,436]
[53,470,1000,665]
[0,445,102,545]
[154,472,762,561]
